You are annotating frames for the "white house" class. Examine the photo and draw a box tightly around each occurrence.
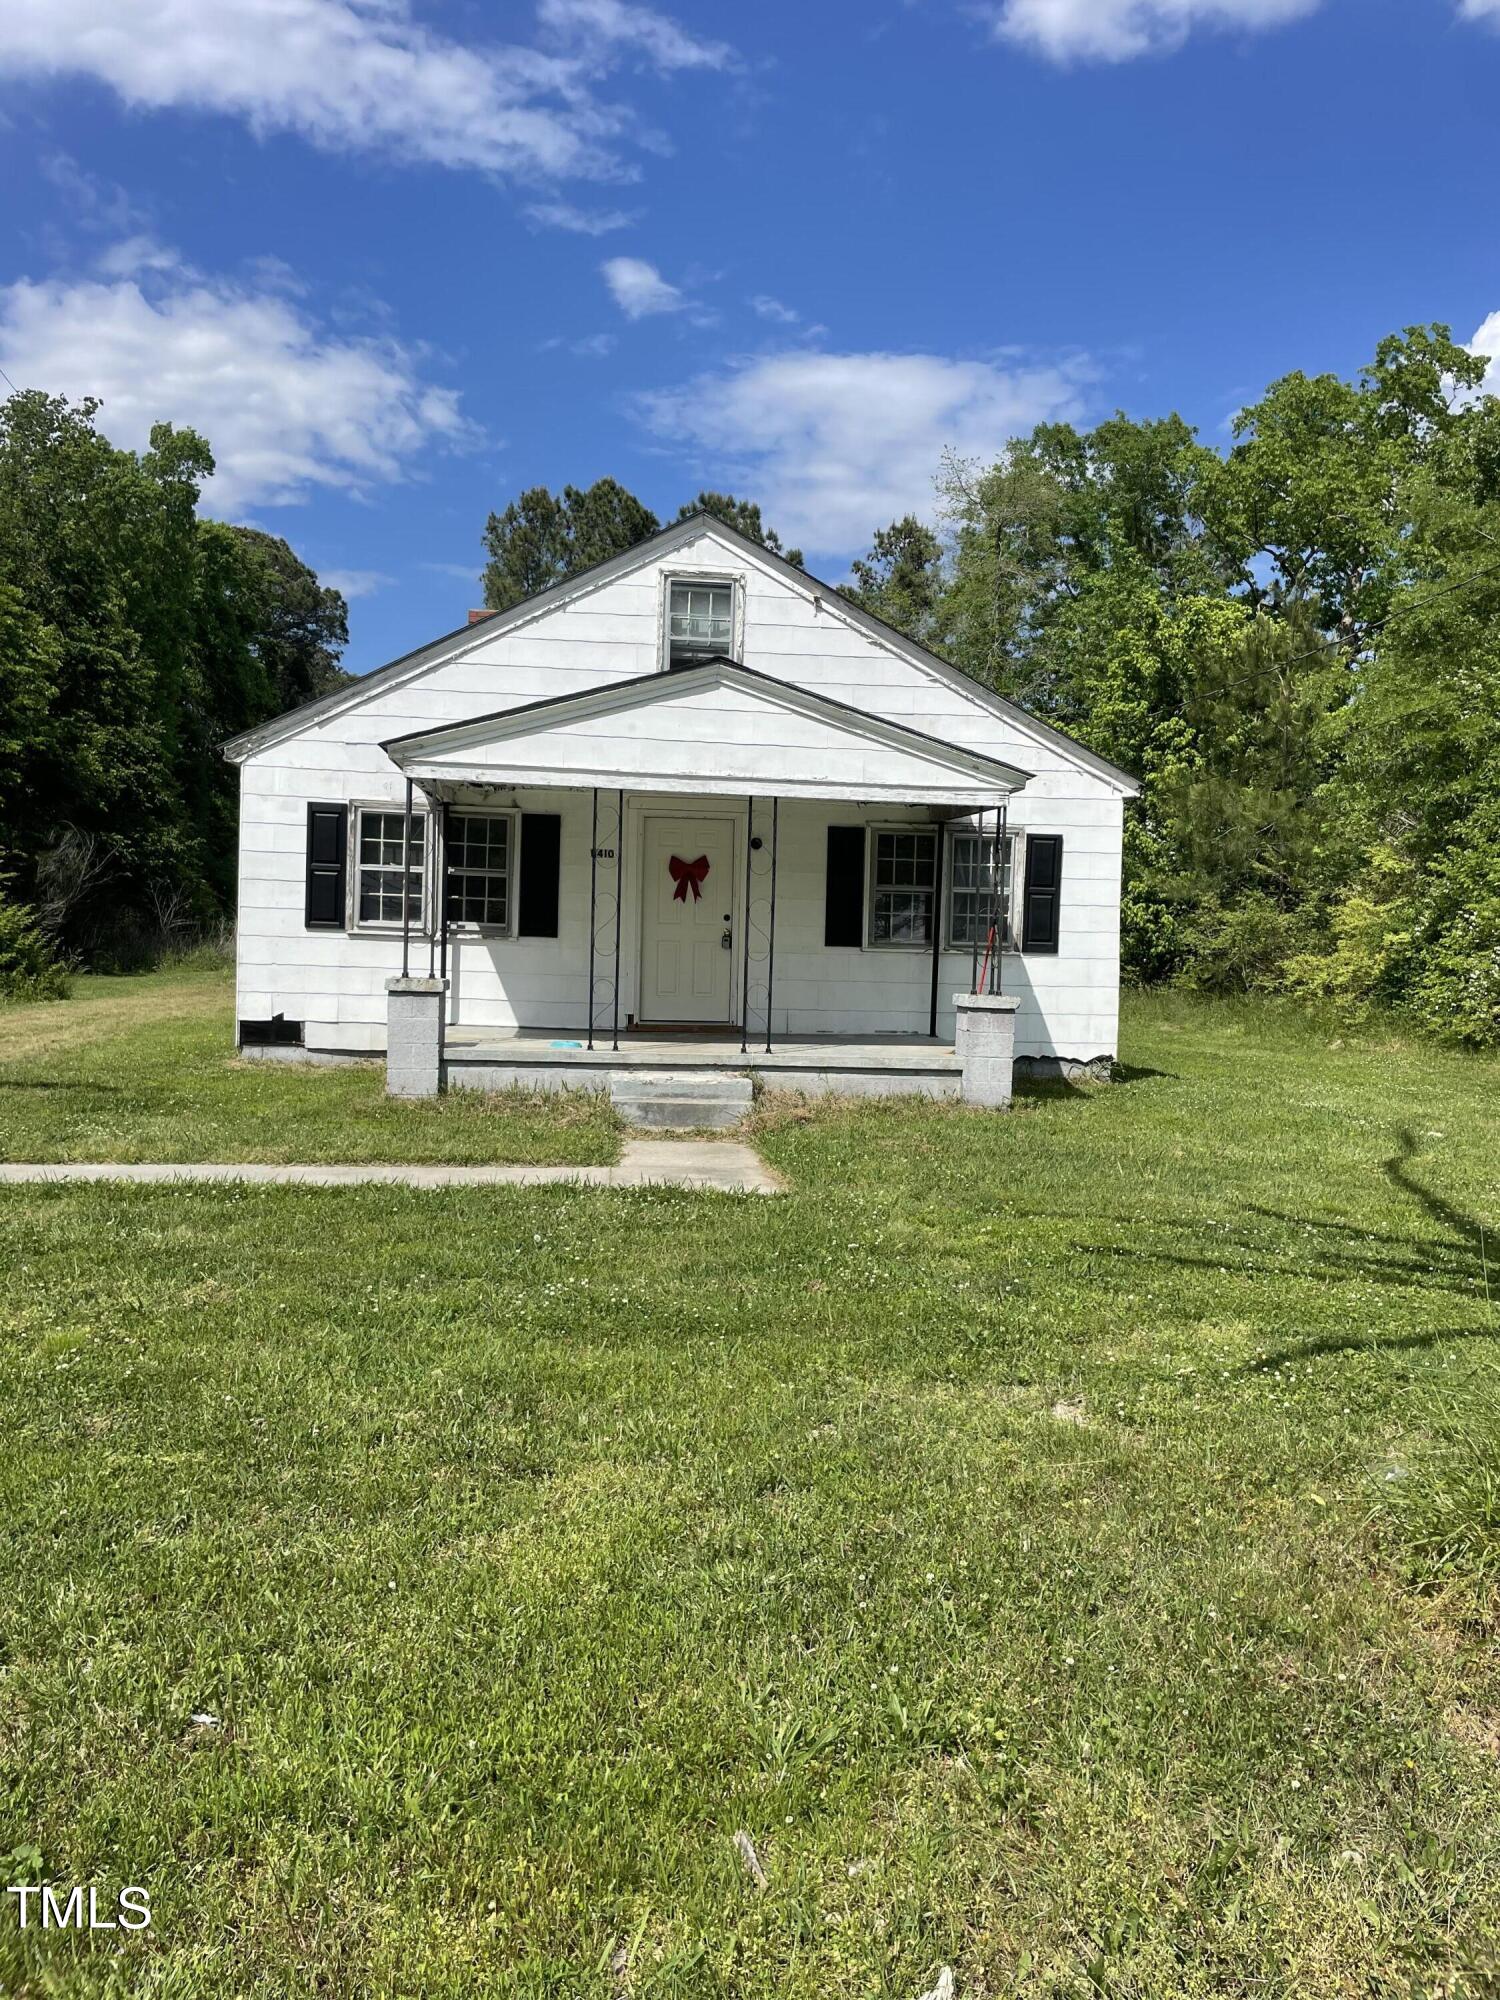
[222,515,1137,1108]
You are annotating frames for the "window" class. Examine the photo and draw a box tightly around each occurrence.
[445,812,512,929]
[666,578,735,668]
[355,807,426,927]
[869,828,938,946]
[947,832,1015,949]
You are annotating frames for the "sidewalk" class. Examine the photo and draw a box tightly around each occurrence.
[0,1139,781,1196]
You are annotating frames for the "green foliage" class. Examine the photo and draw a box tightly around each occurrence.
[0,391,348,962]
[1174,892,1305,995]
[0,891,68,1000]
[892,324,1500,1043]
[481,477,661,611]
[1402,799,1500,1047]
[1284,846,1417,1015]
[676,490,802,567]
[482,479,804,612]
[844,515,944,643]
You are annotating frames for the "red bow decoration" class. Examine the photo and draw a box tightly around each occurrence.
[669,854,710,902]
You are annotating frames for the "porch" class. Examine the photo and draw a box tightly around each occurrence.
[443,1024,965,1105]
[376,656,1030,1112]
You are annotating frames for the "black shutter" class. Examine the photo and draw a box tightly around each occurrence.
[517,812,561,938]
[824,825,866,947]
[304,803,347,929]
[1021,833,1063,952]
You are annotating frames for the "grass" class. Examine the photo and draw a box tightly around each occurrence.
[0,964,619,1165]
[1,985,1498,1996]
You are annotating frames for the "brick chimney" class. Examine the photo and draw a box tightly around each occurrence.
[468,608,499,626]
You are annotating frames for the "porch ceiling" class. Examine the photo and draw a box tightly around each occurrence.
[381,657,1032,808]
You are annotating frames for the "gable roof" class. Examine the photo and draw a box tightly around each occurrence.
[221,510,1140,796]
[382,656,1033,805]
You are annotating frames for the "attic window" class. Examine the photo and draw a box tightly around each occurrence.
[666,578,735,669]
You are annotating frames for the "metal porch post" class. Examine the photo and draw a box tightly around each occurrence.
[587,787,599,1051]
[976,804,988,1000]
[612,787,624,1052]
[763,797,779,1055]
[438,801,450,985]
[929,814,946,1037]
[989,801,1008,995]
[739,794,754,1056]
[401,777,413,981]
[426,789,437,980]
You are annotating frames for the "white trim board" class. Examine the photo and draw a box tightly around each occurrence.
[381,658,1032,806]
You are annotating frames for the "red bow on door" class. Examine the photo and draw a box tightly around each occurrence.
[669,854,710,902]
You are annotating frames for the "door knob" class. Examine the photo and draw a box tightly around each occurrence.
[721,928,732,950]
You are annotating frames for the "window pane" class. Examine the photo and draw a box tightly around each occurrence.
[947,833,1012,947]
[669,581,734,662]
[356,810,425,926]
[873,891,932,944]
[875,829,935,888]
[445,813,510,928]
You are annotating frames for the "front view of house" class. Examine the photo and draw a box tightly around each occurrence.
[223,515,1137,1100]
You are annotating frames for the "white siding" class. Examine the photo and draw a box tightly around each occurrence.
[234,529,1125,1060]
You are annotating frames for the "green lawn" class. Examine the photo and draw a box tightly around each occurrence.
[1,987,1498,1996]
[0,963,618,1164]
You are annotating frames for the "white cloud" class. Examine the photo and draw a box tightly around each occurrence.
[0,260,471,513]
[525,199,641,234]
[1470,310,1500,390]
[633,349,1092,556]
[988,0,1318,61]
[750,294,800,325]
[602,255,684,317]
[94,235,185,278]
[321,568,393,600]
[1458,0,1500,18]
[0,0,731,181]
[536,0,734,71]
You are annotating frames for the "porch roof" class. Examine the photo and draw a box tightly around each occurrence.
[381,657,1032,808]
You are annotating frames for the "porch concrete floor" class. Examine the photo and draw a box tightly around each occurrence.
[445,1027,961,1073]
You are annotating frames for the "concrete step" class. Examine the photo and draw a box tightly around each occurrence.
[609,1071,753,1131]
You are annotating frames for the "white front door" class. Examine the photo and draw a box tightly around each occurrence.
[639,814,737,1024]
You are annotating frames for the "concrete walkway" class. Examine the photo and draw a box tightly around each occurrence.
[0,1139,781,1196]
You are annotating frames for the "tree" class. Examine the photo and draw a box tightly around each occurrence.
[483,480,805,610]
[215,527,349,711]
[1293,390,1500,1041]
[1202,324,1488,640]
[845,516,944,644]
[675,492,803,568]
[0,392,197,923]
[0,390,348,957]
[937,414,1231,708]
[482,479,660,611]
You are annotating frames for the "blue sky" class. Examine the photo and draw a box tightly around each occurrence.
[4,0,1500,673]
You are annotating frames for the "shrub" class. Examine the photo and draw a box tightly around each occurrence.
[1175,893,1301,996]
[1401,801,1500,1048]
[0,892,69,1001]
[1284,847,1416,1017]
